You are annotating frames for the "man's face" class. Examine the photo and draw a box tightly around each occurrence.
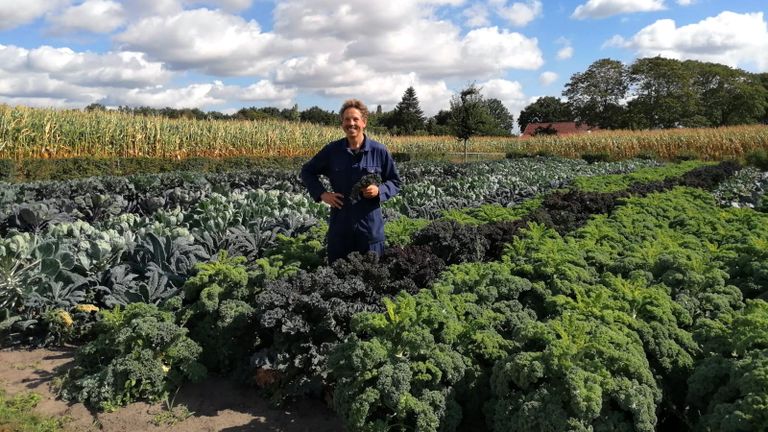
[342,107,366,140]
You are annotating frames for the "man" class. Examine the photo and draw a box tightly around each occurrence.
[300,99,401,263]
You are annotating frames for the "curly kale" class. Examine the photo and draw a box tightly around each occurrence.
[489,313,661,432]
[687,300,768,432]
[60,303,206,411]
[412,220,489,265]
[349,173,382,204]
[329,262,540,432]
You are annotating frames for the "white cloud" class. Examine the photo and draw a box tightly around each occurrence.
[186,0,254,13]
[572,0,665,20]
[0,44,172,87]
[557,46,574,59]
[210,79,297,106]
[120,0,183,19]
[491,0,543,27]
[606,11,768,71]
[555,37,574,60]
[48,0,125,34]
[677,0,694,5]
[463,3,490,27]
[107,83,225,108]
[116,8,296,76]
[320,72,452,116]
[539,71,558,85]
[0,0,68,31]
[460,27,543,73]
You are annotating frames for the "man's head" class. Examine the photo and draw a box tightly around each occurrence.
[340,99,368,143]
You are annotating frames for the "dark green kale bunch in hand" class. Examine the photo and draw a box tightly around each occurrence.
[349,173,382,204]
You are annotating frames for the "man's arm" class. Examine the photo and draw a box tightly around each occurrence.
[300,145,330,202]
[377,151,401,202]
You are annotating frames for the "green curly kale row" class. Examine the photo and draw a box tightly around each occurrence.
[59,303,206,411]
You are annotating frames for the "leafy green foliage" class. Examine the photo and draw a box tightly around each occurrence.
[0,388,67,432]
[384,217,429,247]
[687,300,768,432]
[572,160,710,193]
[179,252,298,373]
[330,262,539,432]
[60,303,206,410]
[490,313,660,432]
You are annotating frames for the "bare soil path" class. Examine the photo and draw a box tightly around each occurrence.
[0,348,344,431]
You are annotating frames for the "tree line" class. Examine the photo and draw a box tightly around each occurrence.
[519,57,768,133]
[85,85,515,137]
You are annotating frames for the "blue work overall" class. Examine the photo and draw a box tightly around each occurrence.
[300,136,401,263]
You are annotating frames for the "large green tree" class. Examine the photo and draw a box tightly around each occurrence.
[689,61,768,126]
[391,86,426,134]
[300,106,337,125]
[563,58,628,129]
[482,98,514,135]
[517,96,573,132]
[627,56,700,129]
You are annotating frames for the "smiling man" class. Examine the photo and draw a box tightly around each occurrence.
[300,99,401,263]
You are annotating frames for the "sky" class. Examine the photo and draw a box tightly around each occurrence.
[0,0,767,124]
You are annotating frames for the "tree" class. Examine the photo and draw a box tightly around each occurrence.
[450,84,493,162]
[627,56,699,129]
[482,98,514,135]
[563,58,628,129]
[688,61,767,127]
[391,86,426,135]
[517,96,573,132]
[84,103,107,112]
[759,73,768,124]
[300,106,337,125]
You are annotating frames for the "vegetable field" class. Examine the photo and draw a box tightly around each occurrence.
[2,155,768,432]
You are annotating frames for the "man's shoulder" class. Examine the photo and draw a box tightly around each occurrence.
[364,137,389,152]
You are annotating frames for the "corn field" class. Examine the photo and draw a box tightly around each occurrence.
[1,104,766,160]
[515,126,768,160]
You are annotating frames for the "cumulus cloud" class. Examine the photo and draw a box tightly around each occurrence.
[48,0,125,34]
[463,3,490,27]
[572,0,665,20]
[556,37,574,59]
[539,71,558,85]
[210,79,297,106]
[677,0,694,5]
[0,44,172,87]
[116,8,297,76]
[460,27,543,73]
[186,0,254,13]
[491,0,543,27]
[0,0,68,31]
[605,11,768,71]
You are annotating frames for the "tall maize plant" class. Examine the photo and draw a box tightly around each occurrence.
[1,105,767,160]
[512,126,768,160]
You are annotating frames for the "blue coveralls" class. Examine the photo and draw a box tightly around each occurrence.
[300,135,401,263]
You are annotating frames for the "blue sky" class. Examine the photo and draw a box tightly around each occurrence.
[0,0,766,122]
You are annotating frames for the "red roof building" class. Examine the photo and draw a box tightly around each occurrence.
[522,122,599,137]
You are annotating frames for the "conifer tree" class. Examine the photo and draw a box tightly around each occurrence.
[392,86,426,134]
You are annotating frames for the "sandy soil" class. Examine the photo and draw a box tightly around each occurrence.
[0,348,344,432]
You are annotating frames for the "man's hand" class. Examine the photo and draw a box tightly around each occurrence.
[321,191,344,208]
[361,184,379,199]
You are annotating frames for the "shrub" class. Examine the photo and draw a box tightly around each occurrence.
[745,148,768,171]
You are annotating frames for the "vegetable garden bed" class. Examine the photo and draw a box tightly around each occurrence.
[2,156,767,432]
